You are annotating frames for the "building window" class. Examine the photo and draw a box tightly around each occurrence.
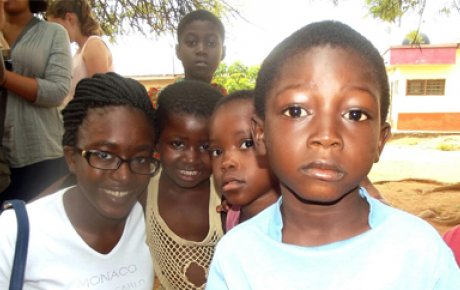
[406,79,445,96]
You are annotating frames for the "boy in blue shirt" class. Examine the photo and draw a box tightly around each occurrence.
[206,20,460,290]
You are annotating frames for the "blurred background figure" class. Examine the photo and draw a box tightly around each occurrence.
[47,0,113,107]
[0,0,72,202]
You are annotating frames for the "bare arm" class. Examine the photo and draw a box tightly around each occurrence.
[83,37,112,77]
[2,71,38,102]
[2,23,71,106]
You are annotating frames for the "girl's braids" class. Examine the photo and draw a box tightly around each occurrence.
[62,72,154,146]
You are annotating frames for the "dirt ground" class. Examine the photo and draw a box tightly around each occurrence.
[371,134,460,236]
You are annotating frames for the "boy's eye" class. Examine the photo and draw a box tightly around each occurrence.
[199,143,210,152]
[209,148,223,158]
[184,36,198,47]
[186,40,197,46]
[171,140,184,150]
[343,109,369,122]
[240,139,254,150]
[207,40,217,48]
[205,36,218,48]
[282,106,308,118]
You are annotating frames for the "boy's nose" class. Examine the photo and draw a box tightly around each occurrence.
[196,42,207,54]
[307,118,343,149]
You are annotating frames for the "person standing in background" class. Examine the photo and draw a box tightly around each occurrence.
[0,0,10,193]
[148,9,226,107]
[0,0,72,202]
[47,0,113,107]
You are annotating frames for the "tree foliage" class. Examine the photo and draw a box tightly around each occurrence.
[84,0,239,40]
[329,0,459,24]
[402,30,430,44]
[365,0,424,23]
[213,62,260,94]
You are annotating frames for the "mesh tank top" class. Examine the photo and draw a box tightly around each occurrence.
[146,171,223,290]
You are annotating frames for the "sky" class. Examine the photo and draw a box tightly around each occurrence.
[109,0,460,76]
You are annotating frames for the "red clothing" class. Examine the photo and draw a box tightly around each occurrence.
[225,207,241,232]
[443,225,460,266]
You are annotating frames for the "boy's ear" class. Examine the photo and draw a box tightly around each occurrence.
[374,122,391,163]
[251,114,267,156]
[175,44,182,60]
[63,146,77,175]
[221,45,226,60]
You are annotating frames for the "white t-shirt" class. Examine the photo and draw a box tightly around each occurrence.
[0,188,153,290]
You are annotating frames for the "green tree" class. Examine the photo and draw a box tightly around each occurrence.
[327,0,459,24]
[213,61,260,94]
[403,30,429,44]
[71,0,240,39]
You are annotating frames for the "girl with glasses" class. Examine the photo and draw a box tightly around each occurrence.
[0,72,157,289]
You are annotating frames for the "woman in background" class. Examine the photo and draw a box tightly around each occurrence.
[47,0,113,106]
[0,0,72,202]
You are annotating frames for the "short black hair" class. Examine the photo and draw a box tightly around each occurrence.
[177,9,225,42]
[214,89,254,112]
[62,72,155,146]
[254,20,389,123]
[29,0,47,13]
[155,80,224,138]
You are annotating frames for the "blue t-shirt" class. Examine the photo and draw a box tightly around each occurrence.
[207,188,460,290]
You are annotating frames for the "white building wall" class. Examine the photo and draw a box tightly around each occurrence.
[387,50,460,128]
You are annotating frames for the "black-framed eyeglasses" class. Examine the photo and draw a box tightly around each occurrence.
[75,148,160,176]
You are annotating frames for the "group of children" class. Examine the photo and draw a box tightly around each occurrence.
[1,6,460,290]
[143,10,460,290]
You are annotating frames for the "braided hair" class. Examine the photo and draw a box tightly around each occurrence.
[62,72,154,146]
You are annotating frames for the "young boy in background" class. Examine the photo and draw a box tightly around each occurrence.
[149,9,226,106]
[176,9,225,85]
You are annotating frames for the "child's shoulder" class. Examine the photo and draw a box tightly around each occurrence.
[369,198,448,252]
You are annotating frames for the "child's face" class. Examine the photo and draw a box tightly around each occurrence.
[157,113,212,189]
[255,46,390,205]
[176,20,225,83]
[210,99,275,207]
[65,106,156,220]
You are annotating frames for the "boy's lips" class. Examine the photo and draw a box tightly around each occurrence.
[194,60,208,67]
[300,161,345,182]
[221,175,245,193]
